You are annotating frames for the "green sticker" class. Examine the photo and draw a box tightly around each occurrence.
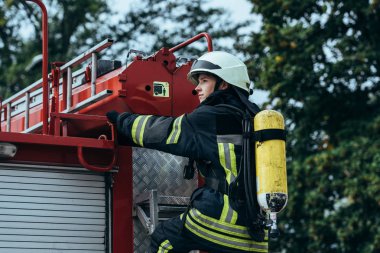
[153,82,169,97]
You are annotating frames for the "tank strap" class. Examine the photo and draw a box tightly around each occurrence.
[183,160,229,195]
[204,177,228,195]
[254,129,286,142]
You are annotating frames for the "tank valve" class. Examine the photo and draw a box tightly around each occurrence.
[268,213,280,238]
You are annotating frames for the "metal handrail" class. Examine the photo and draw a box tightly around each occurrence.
[169,32,213,53]
[1,39,114,131]
[59,38,113,72]
[25,0,49,134]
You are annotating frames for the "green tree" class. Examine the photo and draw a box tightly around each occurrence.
[0,0,28,97]
[0,0,111,98]
[242,0,380,252]
[113,0,245,57]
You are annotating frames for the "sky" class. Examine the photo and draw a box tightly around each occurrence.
[109,0,268,105]
[110,0,255,23]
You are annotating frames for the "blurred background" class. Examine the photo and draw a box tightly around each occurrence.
[1,0,379,252]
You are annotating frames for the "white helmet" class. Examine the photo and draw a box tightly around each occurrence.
[187,51,250,92]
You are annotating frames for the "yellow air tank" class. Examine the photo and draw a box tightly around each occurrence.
[253,110,287,237]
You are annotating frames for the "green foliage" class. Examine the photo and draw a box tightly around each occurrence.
[113,0,244,57]
[243,0,380,252]
[0,0,111,98]
[279,116,380,253]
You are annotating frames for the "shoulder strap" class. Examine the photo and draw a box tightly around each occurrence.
[233,87,261,116]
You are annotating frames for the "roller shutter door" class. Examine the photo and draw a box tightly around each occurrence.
[0,163,109,253]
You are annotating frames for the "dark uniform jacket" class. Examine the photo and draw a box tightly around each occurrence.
[117,89,268,252]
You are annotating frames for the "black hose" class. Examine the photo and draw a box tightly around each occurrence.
[243,115,255,219]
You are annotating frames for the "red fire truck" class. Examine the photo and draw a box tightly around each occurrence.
[0,1,209,252]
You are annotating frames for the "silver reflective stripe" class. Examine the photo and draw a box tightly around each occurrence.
[225,206,235,223]
[134,117,145,145]
[166,115,184,144]
[132,115,152,146]
[185,210,268,252]
[189,209,250,238]
[221,195,237,224]
[217,134,242,145]
[132,116,143,145]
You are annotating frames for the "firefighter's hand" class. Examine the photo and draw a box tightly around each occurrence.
[106,110,119,124]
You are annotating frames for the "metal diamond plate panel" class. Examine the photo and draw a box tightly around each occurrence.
[132,147,198,252]
[134,217,150,253]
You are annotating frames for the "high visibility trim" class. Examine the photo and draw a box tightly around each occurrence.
[218,143,237,184]
[158,239,173,253]
[189,209,251,239]
[139,115,152,147]
[131,116,143,145]
[188,209,269,242]
[217,135,242,145]
[220,194,238,224]
[185,211,268,252]
[229,143,237,177]
[166,115,184,144]
[131,115,152,146]
[218,143,227,180]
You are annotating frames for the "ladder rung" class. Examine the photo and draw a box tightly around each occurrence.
[22,89,113,133]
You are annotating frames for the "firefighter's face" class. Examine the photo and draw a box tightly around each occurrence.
[195,74,217,102]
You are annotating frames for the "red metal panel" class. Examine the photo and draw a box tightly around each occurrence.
[0,131,113,149]
[0,50,196,133]
[4,142,114,168]
[113,146,133,253]
[121,60,172,116]
[172,62,199,116]
[0,33,214,251]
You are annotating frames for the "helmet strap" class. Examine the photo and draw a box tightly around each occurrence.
[214,77,223,91]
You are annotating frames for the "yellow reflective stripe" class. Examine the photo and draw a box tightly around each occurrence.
[173,115,183,143]
[158,239,173,253]
[220,195,238,224]
[131,115,152,146]
[185,214,268,252]
[189,209,251,239]
[166,115,184,144]
[131,116,143,145]
[218,143,230,184]
[218,143,237,184]
[139,115,152,147]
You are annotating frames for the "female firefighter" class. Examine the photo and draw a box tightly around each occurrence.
[107,51,268,252]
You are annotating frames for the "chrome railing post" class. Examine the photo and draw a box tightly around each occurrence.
[67,67,73,109]
[91,53,97,96]
[25,92,30,130]
[6,103,11,132]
